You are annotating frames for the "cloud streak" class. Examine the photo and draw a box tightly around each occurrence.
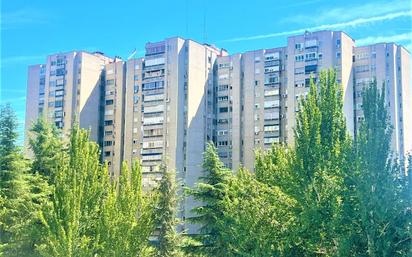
[221,10,412,43]
[1,8,50,30]
[356,32,412,46]
[0,55,45,69]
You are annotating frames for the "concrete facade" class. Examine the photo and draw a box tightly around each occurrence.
[25,31,411,232]
[353,43,411,164]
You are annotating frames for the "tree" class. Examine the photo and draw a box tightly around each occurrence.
[220,168,297,257]
[0,104,21,198]
[98,161,157,257]
[29,118,63,180]
[186,142,232,256]
[0,104,49,257]
[36,126,108,256]
[36,126,158,256]
[342,81,412,256]
[290,70,352,256]
[155,165,182,257]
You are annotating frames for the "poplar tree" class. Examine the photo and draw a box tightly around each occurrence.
[36,126,109,256]
[343,81,412,256]
[98,161,157,257]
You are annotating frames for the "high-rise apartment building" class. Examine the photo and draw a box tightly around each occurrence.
[353,43,411,162]
[25,51,113,147]
[25,31,411,232]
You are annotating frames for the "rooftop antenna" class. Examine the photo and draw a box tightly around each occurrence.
[127,48,137,60]
[185,0,189,37]
[203,0,207,43]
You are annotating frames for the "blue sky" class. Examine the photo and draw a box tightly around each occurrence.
[1,0,411,141]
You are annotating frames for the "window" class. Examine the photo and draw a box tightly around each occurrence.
[218,84,229,91]
[105,130,113,136]
[264,89,279,96]
[55,100,63,107]
[265,75,279,84]
[264,100,280,109]
[217,130,228,136]
[305,52,317,61]
[355,65,370,73]
[295,43,303,51]
[295,80,305,88]
[255,68,260,74]
[218,96,228,102]
[264,137,279,144]
[134,75,139,81]
[134,95,139,104]
[106,79,114,85]
[106,90,114,96]
[265,52,279,61]
[336,39,341,46]
[255,56,261,62]
[305,65,317,74]
[264,125,279,132]
[218,63,231,69]
[255,80,259,86]
[219,107,229,113]
[49,91,55,97]
[55,90,64,96]
[134,85,139,93]
[49,81,56,87]
[104,120,113,126]
[142,81,164,91]
[104,151,111,157]
[145,57,165,67]
[295,55,304,62]
[105,99,114,105]
[218,119,228,124]
[218,141,228,146]
[318,53,323,60]
[336,52,341,59]
[56,68,66,76]
[55,111,63,118]
[103,141,113,147]
[50,70,56,76]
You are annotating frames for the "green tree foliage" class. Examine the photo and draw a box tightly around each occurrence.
[342,81,412,256]
[221,168,297,256]
[0,104,49,257]
[98,162,157,257]
[155,165,182,257]
[186,142,232,256]
[36,126,108,256]
[29,118,63,179]
[292,70,351,256]
[36,126,157,256]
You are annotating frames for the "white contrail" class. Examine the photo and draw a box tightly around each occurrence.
[356,32,412,46]
[221,10,412,43]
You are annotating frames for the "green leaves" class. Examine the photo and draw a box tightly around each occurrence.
[343,81,412,256]
[37,127,157,257]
